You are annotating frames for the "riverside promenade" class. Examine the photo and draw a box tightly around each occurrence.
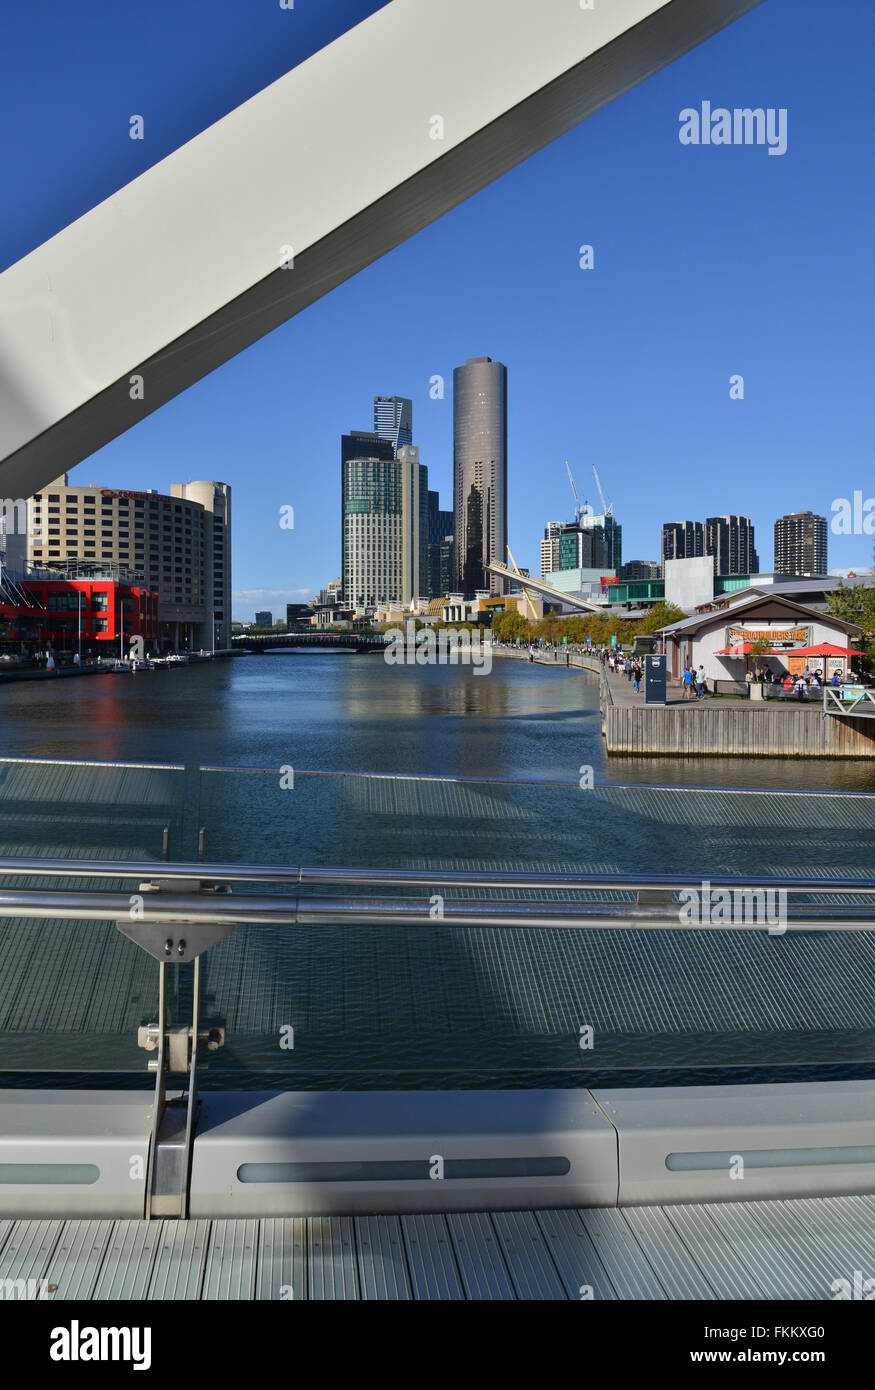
[495,646,875,759]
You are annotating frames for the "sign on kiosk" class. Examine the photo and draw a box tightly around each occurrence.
[726,625,810,650]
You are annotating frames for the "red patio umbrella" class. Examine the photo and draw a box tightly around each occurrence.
[789,643,866,657]
[781,642,868,693]
[714,643,779,655]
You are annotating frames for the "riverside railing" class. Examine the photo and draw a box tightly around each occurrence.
[1,755,874,1091]
[824,684,875,716]
[2,854,875,1215]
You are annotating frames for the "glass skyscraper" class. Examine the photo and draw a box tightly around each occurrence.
[427,489,454,598]
[373,397,413,455]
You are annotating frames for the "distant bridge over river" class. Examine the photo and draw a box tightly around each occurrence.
[233,632,388,654]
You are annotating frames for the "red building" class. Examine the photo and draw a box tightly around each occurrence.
[0,573,158,658]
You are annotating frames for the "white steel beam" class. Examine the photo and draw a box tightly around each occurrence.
[0,0,763,497]
[487,561,606,612]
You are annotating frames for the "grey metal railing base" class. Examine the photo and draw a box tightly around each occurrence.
[0,1081,873,1220]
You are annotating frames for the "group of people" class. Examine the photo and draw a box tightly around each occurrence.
[748,665,840,700]
[745,667,840,700]
[606,651,644,692]
[681,664,708,699]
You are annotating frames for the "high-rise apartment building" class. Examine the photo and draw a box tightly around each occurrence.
[662,520,705,562]
[774,511,828,576]
[663,516,757,577]
[26,473,231,650]
[342,454,403,609]
[341,444,430,609]
[373,397,412,455]
[541,522,562,578]
[453,357,507,596]
[705,515,759,576]
[341,432,396,605]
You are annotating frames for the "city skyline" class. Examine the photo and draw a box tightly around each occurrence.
[7,0,873,619]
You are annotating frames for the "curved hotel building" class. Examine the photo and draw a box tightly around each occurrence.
[26,474,231,651]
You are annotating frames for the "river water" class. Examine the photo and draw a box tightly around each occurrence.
[1,651,873,790]
[2,653,873,1090]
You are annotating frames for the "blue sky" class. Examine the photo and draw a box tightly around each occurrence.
[2,0,873,618]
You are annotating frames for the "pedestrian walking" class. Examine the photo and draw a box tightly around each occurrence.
[696,665,706,699]
[682,665,694,699]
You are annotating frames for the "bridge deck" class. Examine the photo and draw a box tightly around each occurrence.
[2,1194,872,1299]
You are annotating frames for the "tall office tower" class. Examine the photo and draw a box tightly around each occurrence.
[341,431,396,604]
[622,560,662,581]
[705,515,759,576]
[774,511,828,576]
[541,522,562,577]
[172,480,232,650]
[398,445,429,603]
[427,490,454,597]
[662,520,705,562]
[373,397,413,455]
[557,522,592,570]
[581,512,622,571]
[453,357,507,596]
[547,514,621,574]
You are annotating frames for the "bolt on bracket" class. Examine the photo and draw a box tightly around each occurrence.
[138,1023,225,1073]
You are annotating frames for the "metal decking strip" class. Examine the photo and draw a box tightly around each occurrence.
[0,1196,871,1300]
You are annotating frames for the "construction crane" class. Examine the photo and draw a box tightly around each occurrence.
[566,461,582,522]
[565,461,592,522]
[592,464,613,516]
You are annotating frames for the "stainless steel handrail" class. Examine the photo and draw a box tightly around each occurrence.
[0,855,873,894]
[0,888,872,931]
